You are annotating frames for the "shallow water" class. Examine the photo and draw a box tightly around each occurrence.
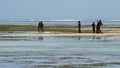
[0,36,120,68]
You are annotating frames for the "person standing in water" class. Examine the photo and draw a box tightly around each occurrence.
[92,21,96,33]
[96,20,103,33]
[41,21,44,32]
[38,21,41,32]
[78,21,81,33]
[38,21,44,32]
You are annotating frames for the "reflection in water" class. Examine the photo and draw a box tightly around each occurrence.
[78,36,81,40]
[92,36,112,42]
[0,36,118,42]
[92,36,101,40]
[38,36,43,41]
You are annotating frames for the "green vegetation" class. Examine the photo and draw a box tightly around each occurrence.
[0,24,120,33]
[0,25,37,31]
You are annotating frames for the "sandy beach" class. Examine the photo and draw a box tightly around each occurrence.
[0,33,120,37]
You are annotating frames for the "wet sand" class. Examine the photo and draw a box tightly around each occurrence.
[0,33,120,37]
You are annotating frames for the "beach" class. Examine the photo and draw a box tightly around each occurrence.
[0,24,120,37]
[0,23,120,68]
[1,0,120,67]
[0,33,120,37]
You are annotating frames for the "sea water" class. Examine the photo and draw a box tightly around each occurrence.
[0,36,120,68]
[0,20,120,25]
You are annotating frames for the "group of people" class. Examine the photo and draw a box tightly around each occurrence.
[38,20,103,33]
[38,21,44,32]
[92,20,103,33]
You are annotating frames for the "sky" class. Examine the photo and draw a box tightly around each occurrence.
[0,0,120,20]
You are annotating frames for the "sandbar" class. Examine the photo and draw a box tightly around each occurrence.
[0,33,120,37]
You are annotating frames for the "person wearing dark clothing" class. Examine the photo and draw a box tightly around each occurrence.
[78,21,81,33]
[38,21,44,32]
[41,22,44,32]
[92,22,96,33]
[96,20,103,33]
[38,21,41,32]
